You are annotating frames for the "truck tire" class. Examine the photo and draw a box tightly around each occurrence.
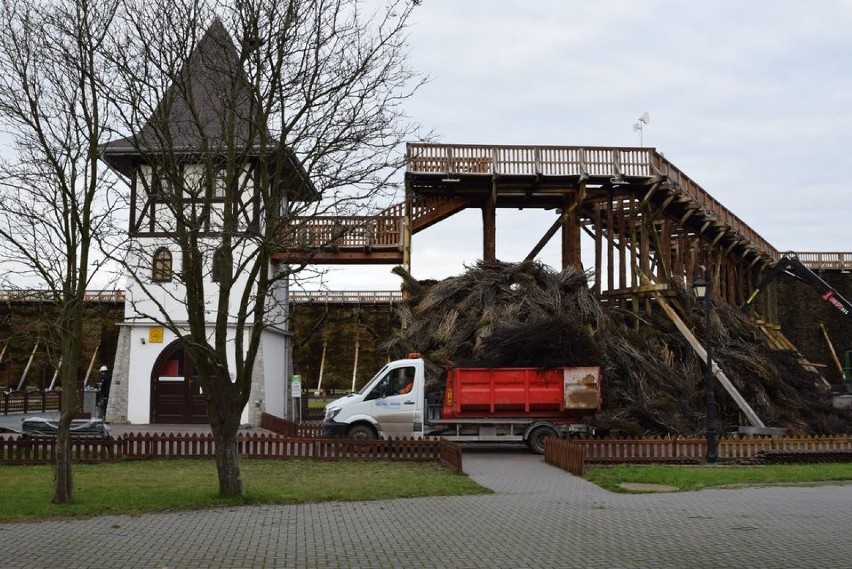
[527,426,558,455]
[347,424,377,440]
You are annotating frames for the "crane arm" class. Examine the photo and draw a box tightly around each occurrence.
[742,254,852,322]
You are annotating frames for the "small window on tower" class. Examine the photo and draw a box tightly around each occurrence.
[152,248,173,282]
[211,247,229,283]
[213,169,228,199]
[157,177,173,197]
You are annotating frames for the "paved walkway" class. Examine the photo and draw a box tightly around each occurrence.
[2,448,851,568]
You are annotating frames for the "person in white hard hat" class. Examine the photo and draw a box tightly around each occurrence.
[97,366,112,419]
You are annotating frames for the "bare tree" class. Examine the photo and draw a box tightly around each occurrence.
[0,0,119,503]
[101,0,424,496]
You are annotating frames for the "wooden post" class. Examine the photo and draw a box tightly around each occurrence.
[593,202,602,296]
[525,189,583,264]
[83,340,100,387]
[606,193,614,298]
[48,357,63,391]
[315,342,327,396]
[655,292,766,428]
[561,184,585,269]
[0,343,7,391]
[350,342,360,392]
[16,341,39,391]
[618,199,627,298]
[402,180,413,276]
[820,323,844,376]
[482,181,497,262]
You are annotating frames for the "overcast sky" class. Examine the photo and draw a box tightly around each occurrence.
[321,0,852,290]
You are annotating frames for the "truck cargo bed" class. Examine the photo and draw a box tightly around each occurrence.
[441,366,601,419]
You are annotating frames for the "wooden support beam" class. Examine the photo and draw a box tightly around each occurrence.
[16,341,38,391]
[482,180,497,261]
[820,323,844,376]
[83,341,100,387]
[618,199,627,293]
[593,203,602,296]
[524,185,586,266]
[562,183,586,268]
[525,207,571,263]
[607,192,615,297]
[403,182,413,273]
[635,182,660,212]
[648,196,676,222]
[655,293,766,428]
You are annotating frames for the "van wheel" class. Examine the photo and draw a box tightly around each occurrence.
[527,426,558,455]
[347,424,377,440]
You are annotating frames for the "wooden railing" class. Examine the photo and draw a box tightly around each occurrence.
[796,252,852,270]
[408,144,657,178]
[0,430,464,470]
[546,436,852,475]
[289,290,402,305]
[544,438,585,475]
[437,439,464,474]
[0,290,124,303]
[261,412,462,472]
[287,216,402,249]
[407,143,781,262]
[260,412,323,437]
[575,435,852,463]
[281,193,470,255]
[2,389,68,415]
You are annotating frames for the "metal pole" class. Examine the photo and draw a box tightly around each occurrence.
[705,286,718,464]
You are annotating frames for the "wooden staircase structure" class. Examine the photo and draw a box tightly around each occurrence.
[274,193,470,265]
[273,142,849,308]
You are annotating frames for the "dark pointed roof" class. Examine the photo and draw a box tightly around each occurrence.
[101,19,316,200]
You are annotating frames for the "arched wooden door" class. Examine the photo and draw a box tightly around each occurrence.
[150,340,208,424]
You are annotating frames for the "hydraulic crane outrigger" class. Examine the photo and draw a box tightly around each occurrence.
[742,253,852,321]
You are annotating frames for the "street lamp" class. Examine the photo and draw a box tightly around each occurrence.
[692,272,718,464]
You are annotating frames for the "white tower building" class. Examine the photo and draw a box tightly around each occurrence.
[100,20,316,425]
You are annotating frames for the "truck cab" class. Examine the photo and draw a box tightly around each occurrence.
[322,357,425,439]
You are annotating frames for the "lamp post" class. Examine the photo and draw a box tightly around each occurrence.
[692,273,718,464]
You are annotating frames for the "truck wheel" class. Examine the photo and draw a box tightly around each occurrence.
[527,426,558,455]
[347,424,377,440]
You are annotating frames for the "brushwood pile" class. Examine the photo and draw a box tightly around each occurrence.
[385,261,849,436]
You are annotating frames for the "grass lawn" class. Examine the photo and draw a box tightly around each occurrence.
[0,459,490,522]
[584,462,852,493]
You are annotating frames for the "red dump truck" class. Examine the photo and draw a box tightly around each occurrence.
[322,355,601,453]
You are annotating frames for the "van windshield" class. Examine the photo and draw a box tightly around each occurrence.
[356,364,389,395]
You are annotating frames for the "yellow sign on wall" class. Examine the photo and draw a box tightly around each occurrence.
[148,327,164,344]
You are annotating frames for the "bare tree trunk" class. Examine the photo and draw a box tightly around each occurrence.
[212,418,243,497]
[52,391,74,504]
[53,299,85,504]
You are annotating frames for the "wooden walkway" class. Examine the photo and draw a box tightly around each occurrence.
[271,142,851,308]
